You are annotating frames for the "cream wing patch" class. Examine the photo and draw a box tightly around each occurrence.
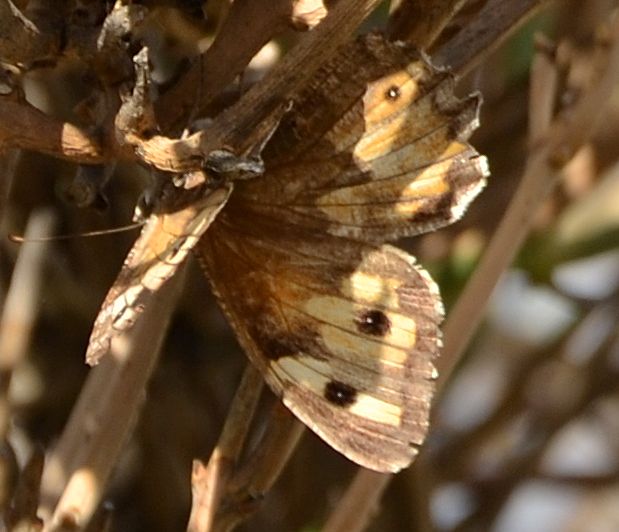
[303,296,416,364]
[271,355,403,427]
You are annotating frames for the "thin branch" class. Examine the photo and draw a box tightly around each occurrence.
[528,35,559,145]
[0,210,52,520]
[404,455,434,532]
[93,3,148,86]
[157,0,329,132]
[435,0,552,77]
[437,14,619,389]
[214,403,305,532]
[186,364,264,532]
[0,440,18,515]
[387,0,468,47]
[5,446,45,530]
[0,148,20,231]
[0,100,105,164]
[0,0,61,66]
[0,5,147,166]
[39,264,189,529]
[0,209,55,441]
[322,470,391,532]
[114,47,158,153]
[156,0,294,131]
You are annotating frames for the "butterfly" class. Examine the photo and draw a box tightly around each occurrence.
[86,33,488,473]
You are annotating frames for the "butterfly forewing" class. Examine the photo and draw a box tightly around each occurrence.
[86,184,232,365]
[235,34,487,242]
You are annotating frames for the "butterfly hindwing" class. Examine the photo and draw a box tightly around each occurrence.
[198,216,442,472]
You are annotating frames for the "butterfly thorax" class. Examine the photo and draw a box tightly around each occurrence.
[135,171,226,222]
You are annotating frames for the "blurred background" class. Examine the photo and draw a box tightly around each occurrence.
[1,0,619,530]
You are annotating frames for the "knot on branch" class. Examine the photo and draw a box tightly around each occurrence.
[115,47,158,150]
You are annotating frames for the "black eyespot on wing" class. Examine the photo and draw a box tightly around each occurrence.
[324,380,357,407]
[385,85,400,100]
[355,309,391,337]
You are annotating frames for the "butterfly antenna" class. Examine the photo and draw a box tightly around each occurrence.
[9,221,144,243]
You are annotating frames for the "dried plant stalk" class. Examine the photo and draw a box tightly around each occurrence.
[0,209,54,515]
[156,0,294,130]
[5,446,45,530]
[39,265,189,529]
[387,0,468,46]
[322,470,391,532]
[213,405,305,531]
[435,0,551,76]
[438,14,619,387]
[0,210,55,439]
[0,101,105,164]
[187,365,263,532]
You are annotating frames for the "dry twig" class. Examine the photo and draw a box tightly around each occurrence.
[156,0,298,131]
[438,15,619,387]
[435,0,551,76]
[0,0,61,66]
[214,404,304,531]
[387,0,468,46]
[5,446,45,531]
[187,365,263,532]
[0,210,55,441]
[39,265,189,529]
